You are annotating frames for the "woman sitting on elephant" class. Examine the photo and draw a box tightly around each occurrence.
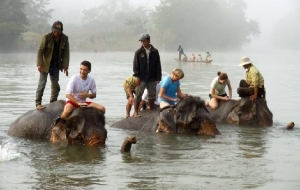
[158,68,189,108]
[206,71,232,110]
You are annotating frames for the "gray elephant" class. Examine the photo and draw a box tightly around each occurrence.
[111,96,220,136]
[8,100,107,146]
[207,97,273,127]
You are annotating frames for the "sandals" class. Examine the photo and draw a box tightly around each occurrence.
[36,105,45,110]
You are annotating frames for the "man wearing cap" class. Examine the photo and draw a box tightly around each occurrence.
[35,21,70,110]
[238,56,265,101]
[132,33,162,117]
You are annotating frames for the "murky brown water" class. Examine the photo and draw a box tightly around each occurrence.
[0,51,299,189]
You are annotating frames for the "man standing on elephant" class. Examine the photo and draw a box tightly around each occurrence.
[60,60,106,120]
[132,33,162,117]
[35,21,70,110]
[238,56,265,101]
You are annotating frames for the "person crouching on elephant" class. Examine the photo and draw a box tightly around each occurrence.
[159,68,189,108]
[123,75,140,118]
[59,60,106,121]
[206,71,232,109]
[237,56,265,101]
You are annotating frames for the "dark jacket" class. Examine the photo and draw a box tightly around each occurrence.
[36,32,70,73]
[133,45,162,82]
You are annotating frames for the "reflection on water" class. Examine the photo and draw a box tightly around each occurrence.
[0,52,300,189]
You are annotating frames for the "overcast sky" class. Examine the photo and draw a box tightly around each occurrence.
[48,0,296,49]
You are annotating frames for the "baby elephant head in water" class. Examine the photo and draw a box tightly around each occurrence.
[50,107,107,146]
[157,96,220,136]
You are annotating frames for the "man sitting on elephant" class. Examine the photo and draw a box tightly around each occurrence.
[238,56,265,101]
[59,60,106,122]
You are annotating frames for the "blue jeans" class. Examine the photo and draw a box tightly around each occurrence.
[35,67,60,106]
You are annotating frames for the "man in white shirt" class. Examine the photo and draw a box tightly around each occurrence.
[60,60,106,120]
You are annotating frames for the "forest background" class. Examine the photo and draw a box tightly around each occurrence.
[0,0,299,52]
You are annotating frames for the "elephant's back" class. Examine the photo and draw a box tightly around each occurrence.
[8,101,65,139]
[111,109,160,132]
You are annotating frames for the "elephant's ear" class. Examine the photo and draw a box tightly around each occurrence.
[50,118,68,143]
[66,115,85,139]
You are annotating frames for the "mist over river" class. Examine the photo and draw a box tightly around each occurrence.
[0,51,299,189]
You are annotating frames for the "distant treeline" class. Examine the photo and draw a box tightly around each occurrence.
[0,0,267,52]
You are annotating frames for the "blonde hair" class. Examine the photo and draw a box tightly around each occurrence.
[172,68,184,79]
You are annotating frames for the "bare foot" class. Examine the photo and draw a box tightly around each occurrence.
[132,113,141,118]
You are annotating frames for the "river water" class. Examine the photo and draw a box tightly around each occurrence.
[0,51,299,190]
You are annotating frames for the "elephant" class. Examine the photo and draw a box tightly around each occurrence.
[8,100,107,146]
[111,96,220,136]
[120,136,137,153]
[207,97,273,127]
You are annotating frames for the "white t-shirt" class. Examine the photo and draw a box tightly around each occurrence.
[142,83,161,105]
[66,74,97,102]
[210,76,230,95]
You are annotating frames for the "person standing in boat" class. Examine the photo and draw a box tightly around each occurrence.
[177,45,184,60]
[237,56,265,101]
[206,71,232,109]
[132,33,162,117]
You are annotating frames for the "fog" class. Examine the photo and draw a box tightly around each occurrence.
[46,0,298,51]
[244,0,296,50]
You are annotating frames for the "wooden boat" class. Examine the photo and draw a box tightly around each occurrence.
[174,58,213,63]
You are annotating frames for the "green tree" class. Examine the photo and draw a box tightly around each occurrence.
[0,0,27,52]
[153,0,260,50]
[24,0,53,34]
[78,0,152,51]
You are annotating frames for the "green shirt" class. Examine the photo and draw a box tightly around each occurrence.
[36,32,70,73]
[246,65,264,88]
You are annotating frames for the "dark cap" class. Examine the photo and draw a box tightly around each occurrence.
[139,33,150,41]
[51,21,63,32]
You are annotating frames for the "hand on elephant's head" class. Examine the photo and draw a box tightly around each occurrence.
[158,96,220,136]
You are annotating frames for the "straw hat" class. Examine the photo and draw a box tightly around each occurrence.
[239,56,252,66]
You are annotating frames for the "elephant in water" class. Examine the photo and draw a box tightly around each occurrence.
[111,96,220,136]
[207,97,273,127]
[8,100,107,146]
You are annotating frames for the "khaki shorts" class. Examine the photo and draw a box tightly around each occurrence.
[124,89,136,99]
[159,101,170,109]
